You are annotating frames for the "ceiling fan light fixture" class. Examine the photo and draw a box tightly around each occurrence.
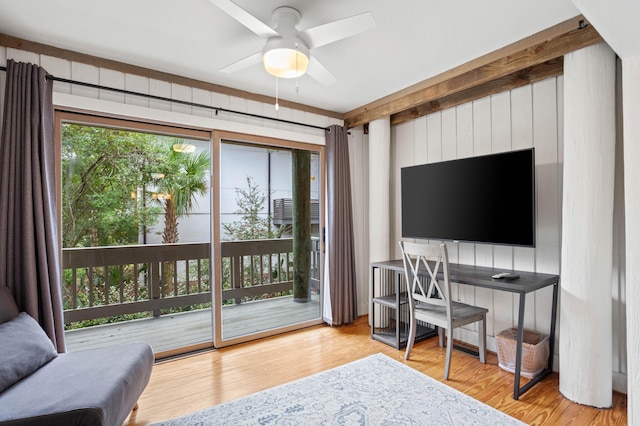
[263,37,309,78]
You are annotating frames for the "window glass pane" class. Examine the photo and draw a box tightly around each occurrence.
[219,141,321,341]
[61,122,212,355]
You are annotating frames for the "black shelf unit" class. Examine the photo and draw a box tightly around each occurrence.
[370,265,436,350]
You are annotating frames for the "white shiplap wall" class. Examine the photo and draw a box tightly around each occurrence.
[388,76,627,391]
[391,79,562,344]
[392,77,562,350]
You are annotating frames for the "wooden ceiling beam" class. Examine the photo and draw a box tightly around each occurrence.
[344,15,603,129]
[390,57,564,126]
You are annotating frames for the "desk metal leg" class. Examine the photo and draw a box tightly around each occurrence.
[396,272,402,350]
[548,282,559,371]
[513,292,526,400]
[370,266,375,340]
[513,281,559,400]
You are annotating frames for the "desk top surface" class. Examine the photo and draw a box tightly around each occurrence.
[371,259,559,293]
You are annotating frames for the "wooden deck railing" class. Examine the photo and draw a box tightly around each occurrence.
[62,238,320,324]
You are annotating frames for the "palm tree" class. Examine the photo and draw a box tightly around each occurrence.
[154,142,211,294]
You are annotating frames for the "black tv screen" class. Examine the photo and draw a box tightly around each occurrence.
[401,148,536,247]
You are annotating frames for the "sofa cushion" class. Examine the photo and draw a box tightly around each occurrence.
[0,342,154,426]
[0,312,58,393]
[0,286,19,324]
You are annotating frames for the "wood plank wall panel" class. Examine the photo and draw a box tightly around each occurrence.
[149,79,171,111]
[426,113,442,165]
[531,78,560,335]
[41,55,72,94]
[245,100,266,129]
[191,87,213,119]
[472,97,495,336]
[348,128,370,315]
[491,91,517,337]
[126,74,150,108]
[491,91,516,336]
[7,47,38,66]
[71,62,99,99]
[455,104,476,314]
[212,91,231,121]
[99,68,125,104]
[510,84,537,334]
[390,76,564,357]
[280,107,305,134]
[170,83,192,116]
[412,116,428,165]
[440,109,458,271]
[390,121,414,260]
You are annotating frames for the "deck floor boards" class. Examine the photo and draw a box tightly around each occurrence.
[65,295,320,353]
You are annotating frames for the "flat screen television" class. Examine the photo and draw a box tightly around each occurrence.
[401,148,536,247]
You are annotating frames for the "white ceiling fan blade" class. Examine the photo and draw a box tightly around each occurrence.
[219,51,263,73]
[209,0,278,38]
[306,56,337,86]
[301,12,376,49]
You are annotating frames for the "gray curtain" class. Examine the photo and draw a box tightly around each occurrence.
[0,59,66,352]
[323,124,357,325]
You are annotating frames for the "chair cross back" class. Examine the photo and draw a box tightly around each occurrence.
[401,241,450,310]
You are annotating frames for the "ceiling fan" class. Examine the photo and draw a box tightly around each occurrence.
[209,0,377,86]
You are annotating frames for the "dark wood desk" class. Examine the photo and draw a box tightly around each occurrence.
[370,259,559,400]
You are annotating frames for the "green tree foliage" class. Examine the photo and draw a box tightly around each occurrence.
[152,141,211,294]
[154,142,211,244]
[220,177,288,303]
[62,127,211,249]
[62,123,164,247]
[222,176,283,241]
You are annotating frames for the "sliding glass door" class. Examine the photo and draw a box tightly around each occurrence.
[57,112,213,357]
[58,114,323,353]
[213,132,324,347]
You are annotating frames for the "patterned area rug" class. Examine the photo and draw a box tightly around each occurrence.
[149,353,525,425]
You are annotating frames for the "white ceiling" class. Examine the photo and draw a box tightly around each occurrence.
[573,0,640,59]
[0,0,581,114]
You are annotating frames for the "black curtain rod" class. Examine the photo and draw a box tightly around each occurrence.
[0,66,330,132]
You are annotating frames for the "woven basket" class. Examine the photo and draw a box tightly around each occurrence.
[496,328,549,379]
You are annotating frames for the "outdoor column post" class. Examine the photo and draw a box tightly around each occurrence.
[292,149,311,302]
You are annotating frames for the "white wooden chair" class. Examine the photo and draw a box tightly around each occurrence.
[399,241,488,380]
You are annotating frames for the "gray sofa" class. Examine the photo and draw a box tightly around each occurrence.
[0,287,154,426]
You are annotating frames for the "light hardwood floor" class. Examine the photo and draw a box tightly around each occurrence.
[124,316,627,425]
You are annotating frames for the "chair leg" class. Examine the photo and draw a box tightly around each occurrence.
[438,327,444,347]
[479,316,487,364]
[443,327,452,380]
[404,318,417,360]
